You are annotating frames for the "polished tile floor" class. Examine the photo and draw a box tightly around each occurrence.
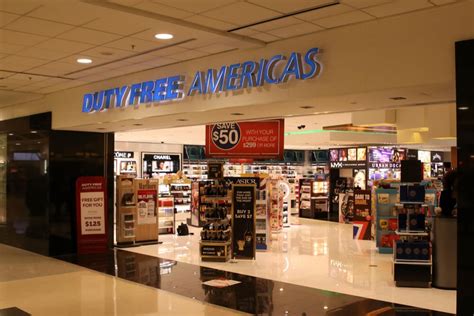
[0,244,245,315]
[126,218,456,314]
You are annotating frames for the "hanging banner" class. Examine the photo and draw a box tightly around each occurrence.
[76,176,107,254]
[231,184,256,259]
[353,190,372,240]
[205,119,284,159]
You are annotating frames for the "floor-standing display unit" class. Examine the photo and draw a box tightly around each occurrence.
[170,182,192,213]
[393,185,431,287]
[375,187,399,254]
[256,187,269,250]
[266,178,283,232]
[158,196,174,235]
[116,176,159,246]
[116,175,136,245]
[298,179,313,219]
[199,179,231,262]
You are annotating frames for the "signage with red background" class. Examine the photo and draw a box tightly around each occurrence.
[205,119,284,159]
[76,176,107,254]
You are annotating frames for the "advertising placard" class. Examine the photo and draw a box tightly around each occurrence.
[205,119,284,159]
[136,188,157,225]
[353,190,372,240]
[76,176,107,254]
[208,161,224,179]
[231,184,256,259]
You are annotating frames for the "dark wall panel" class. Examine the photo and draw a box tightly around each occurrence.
[455,39,474,315]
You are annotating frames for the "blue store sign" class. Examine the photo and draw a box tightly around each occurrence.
[82,47,322,113]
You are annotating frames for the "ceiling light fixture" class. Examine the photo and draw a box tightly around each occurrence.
[177,119,189,122]
[30,130,37,134]
[155,33,173,40]
[300,106,314,109]
[8,133,13,136]
[230,112,244,116]
[389,96,407,100]
[458,106,469,111]
[77,58,92,64]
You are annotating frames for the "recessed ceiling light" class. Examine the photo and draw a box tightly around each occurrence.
[389,96,406,100]
[458,106,469,110]
[177,118,189,122]
[97,127,105,130]
[323,306,328,310]
[300,106,314,109]
[230,112,244,116]
[15,143,20,146]
[100,51,114,56]
[8,133,13,136]
[30,130,37,134]
[154,33,173,40]
[133,123,143,126]
[37,141,41,144]
[77,58,92,64]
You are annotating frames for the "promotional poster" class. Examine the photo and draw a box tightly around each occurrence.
[231,184,256,260]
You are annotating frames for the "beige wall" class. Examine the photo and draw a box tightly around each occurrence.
[0,1,473,130]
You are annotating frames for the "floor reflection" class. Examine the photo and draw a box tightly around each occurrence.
[57,249,453,316]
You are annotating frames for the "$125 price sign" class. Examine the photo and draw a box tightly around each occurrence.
[206,119,284,159]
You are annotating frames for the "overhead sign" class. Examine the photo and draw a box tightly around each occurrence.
[205,119,284,159]
[82,47,322,113]
[114,151,134,159]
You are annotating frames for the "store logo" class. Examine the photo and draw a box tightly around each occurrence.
[81,47,322,113]
[153,155,172,160]
[330,162,343,168]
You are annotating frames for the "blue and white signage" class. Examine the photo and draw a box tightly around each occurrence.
[82,47,322,113]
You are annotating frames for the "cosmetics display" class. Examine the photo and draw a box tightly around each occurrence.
[198,179,232,262]
[170,182,192,213]
[158,196,175,235]
[393,183,432,288]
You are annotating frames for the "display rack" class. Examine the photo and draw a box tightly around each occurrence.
[170,182,191,213]
[256,188,269,250]
[393,185,431,288]
[267,179,283,232]
[183,162,208,181]
[298,179,312,219]
[375,188,399,254]
[199,179,232,262]
[312,178,329,219]
[158,196,175,235]
[116,175,136,245]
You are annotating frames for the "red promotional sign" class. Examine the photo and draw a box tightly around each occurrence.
[76,176,107,254]
[205,119,284,159]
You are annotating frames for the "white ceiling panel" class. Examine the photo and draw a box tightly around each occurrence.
[16,46,72,60]
[0,43,25,54]
[198,43,236,54]
[341,0,393,9]
[34,38,93,54]
[149,46,189,57]
[0,11,20,27]
[27,2,103,25]
[83,14,152,36]
[35,79,88,94]
[80,46,135,60]
[57,28,122,45]
[8,73,49,82]
[26,77,71,89]
[104,37,160,52]
[0,77,26,88]
[251,16,302,32]
[152,0,238,14]
[248,0,336,14]
[171,49,208,61]
[28,61,86,76]
[229,28,259,36]
[186,15,237,31]
[178,38,219,49]
[430,0,457,4]
[0,55,48,72]
[202,2,280,26]
[137,56,177,67]
[0,90,43,107]
[4,16,74,37]
[295,4,354,21]
[363,0,434,17]
[0,29,48,46]
[267,22,323,38]
[249,32,281,42]
[12,85,44,92]
[315,10,374,28]
[135,1,195,19]
[0,0,41,15]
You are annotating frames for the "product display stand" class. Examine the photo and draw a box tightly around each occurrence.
[393,185,431,288]
[170,182,191,213]
[267,179,283,232]
[375,187,399,253]
[116,175,136,246]
[256,187,269,250]
[158,196,174,235]
[199,179,231,262]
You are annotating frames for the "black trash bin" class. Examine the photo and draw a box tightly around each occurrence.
[432,216,457,289]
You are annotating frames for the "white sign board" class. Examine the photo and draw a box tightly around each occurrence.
[80,191,105,235]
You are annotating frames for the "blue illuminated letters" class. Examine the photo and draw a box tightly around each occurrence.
[81,47,322,113]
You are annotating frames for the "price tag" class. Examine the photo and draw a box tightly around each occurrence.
[211,123,241,150]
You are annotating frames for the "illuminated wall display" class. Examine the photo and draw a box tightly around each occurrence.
[82,47,322,113]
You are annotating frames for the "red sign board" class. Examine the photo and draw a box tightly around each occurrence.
[205,119,284,159]
[76,176,107,254]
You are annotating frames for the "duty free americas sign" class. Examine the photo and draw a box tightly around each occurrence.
[81,47,323,113]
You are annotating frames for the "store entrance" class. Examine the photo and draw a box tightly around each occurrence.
[111,104,456,246]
